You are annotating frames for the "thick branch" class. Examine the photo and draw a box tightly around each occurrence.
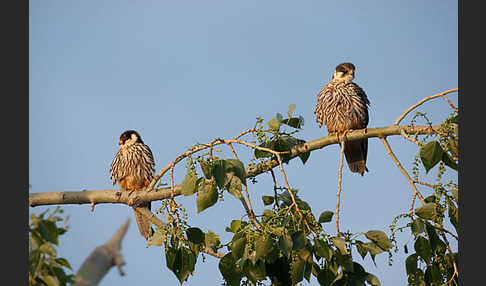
[29,125,439,207]
[73,219,130,286]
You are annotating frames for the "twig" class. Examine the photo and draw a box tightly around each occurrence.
[413,180,435,189]
[436,225,459,283]
[441,94,458,113]
[380,137,426,205]
[269,169,280,208]
[136,208,226,259]
[226,142,239,159]
[224,140,260,229]
[399,128,420,145]
[336,140,345,236]
[395,88,458,125]
[409,192,417,220]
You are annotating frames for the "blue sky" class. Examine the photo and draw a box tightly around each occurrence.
[29,1,457,285]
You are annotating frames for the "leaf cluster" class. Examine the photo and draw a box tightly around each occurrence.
[392,113,458,286]
[218,191,386,286]
[29,207,74,286]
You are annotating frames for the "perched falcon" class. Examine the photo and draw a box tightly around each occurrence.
[314,62,370,175]
[110,130,156,239]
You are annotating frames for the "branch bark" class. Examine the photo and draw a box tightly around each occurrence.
[73,218,130,286]
[29,124,439,208]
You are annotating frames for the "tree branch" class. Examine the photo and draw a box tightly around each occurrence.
[394,88,458,125]
[29,125,439,208]
[73,219,130,286]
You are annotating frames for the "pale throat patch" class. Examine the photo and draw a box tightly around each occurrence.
[122,133,139,147]
[333,71,354,82]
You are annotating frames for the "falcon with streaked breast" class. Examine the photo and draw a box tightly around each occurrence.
[110,130,155,239]
[314,62,370,175]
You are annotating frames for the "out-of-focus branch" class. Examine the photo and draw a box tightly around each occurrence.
[73,219,130,286]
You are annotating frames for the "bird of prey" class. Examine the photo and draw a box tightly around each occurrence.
[314,62,370,175]
[110,130,155,239]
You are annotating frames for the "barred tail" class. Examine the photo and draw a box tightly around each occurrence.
[343,138,369,176]
[132,202,153,239]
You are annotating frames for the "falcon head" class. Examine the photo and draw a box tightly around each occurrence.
[332,62,355,82]
[119,130,144,146]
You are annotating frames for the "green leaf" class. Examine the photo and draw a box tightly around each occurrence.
[415,203,437,220]
[331,236,348,255]
[365,230,393,251]
[420,141,444,173]
[266,257,293,286]
[226,176,243,199]
[39,243,57,257]
[362,242,385,265]
[254,235,274,262]
[447,199,458,231]
[148,230,164,246]
[254,141,275,159]
[365,273,381,286]
[414,236,432,264]
[279,234,293,258]
[262,195,274,206]
[313,238,332,261]
[318,211,334,223]
[181,171,197,196]
[268,117,281,131]
[287,103,296,118]
[39,275,59,286]
[196,179,218,213]
[205,230,221,249]
[448,137,458,158]
[37,220,59,245]
[290,255,306,284]
[199,160,213,179]
[355,241,368,260]
[212,160,226,189]
[451,115,459,124]
[165,246,196,284]
[55,258,72,270]
[411,219,426,236]
[179,247,196,283]
[226,220,243,233]
[186,227,205,244]
[224,159,247,186]
[292,231,307,250]
[231,237,247,260]
[245,260,267,282]
[442,151,458,171]
[52,266,74,285]
[317,268,336,286]
[406,253,419,275]
[335,253,354,273]
[451,187,459,203]
[424,222,441,253]
[424,263,442,285]
[298,149,311,165]
[218,253,243,286]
